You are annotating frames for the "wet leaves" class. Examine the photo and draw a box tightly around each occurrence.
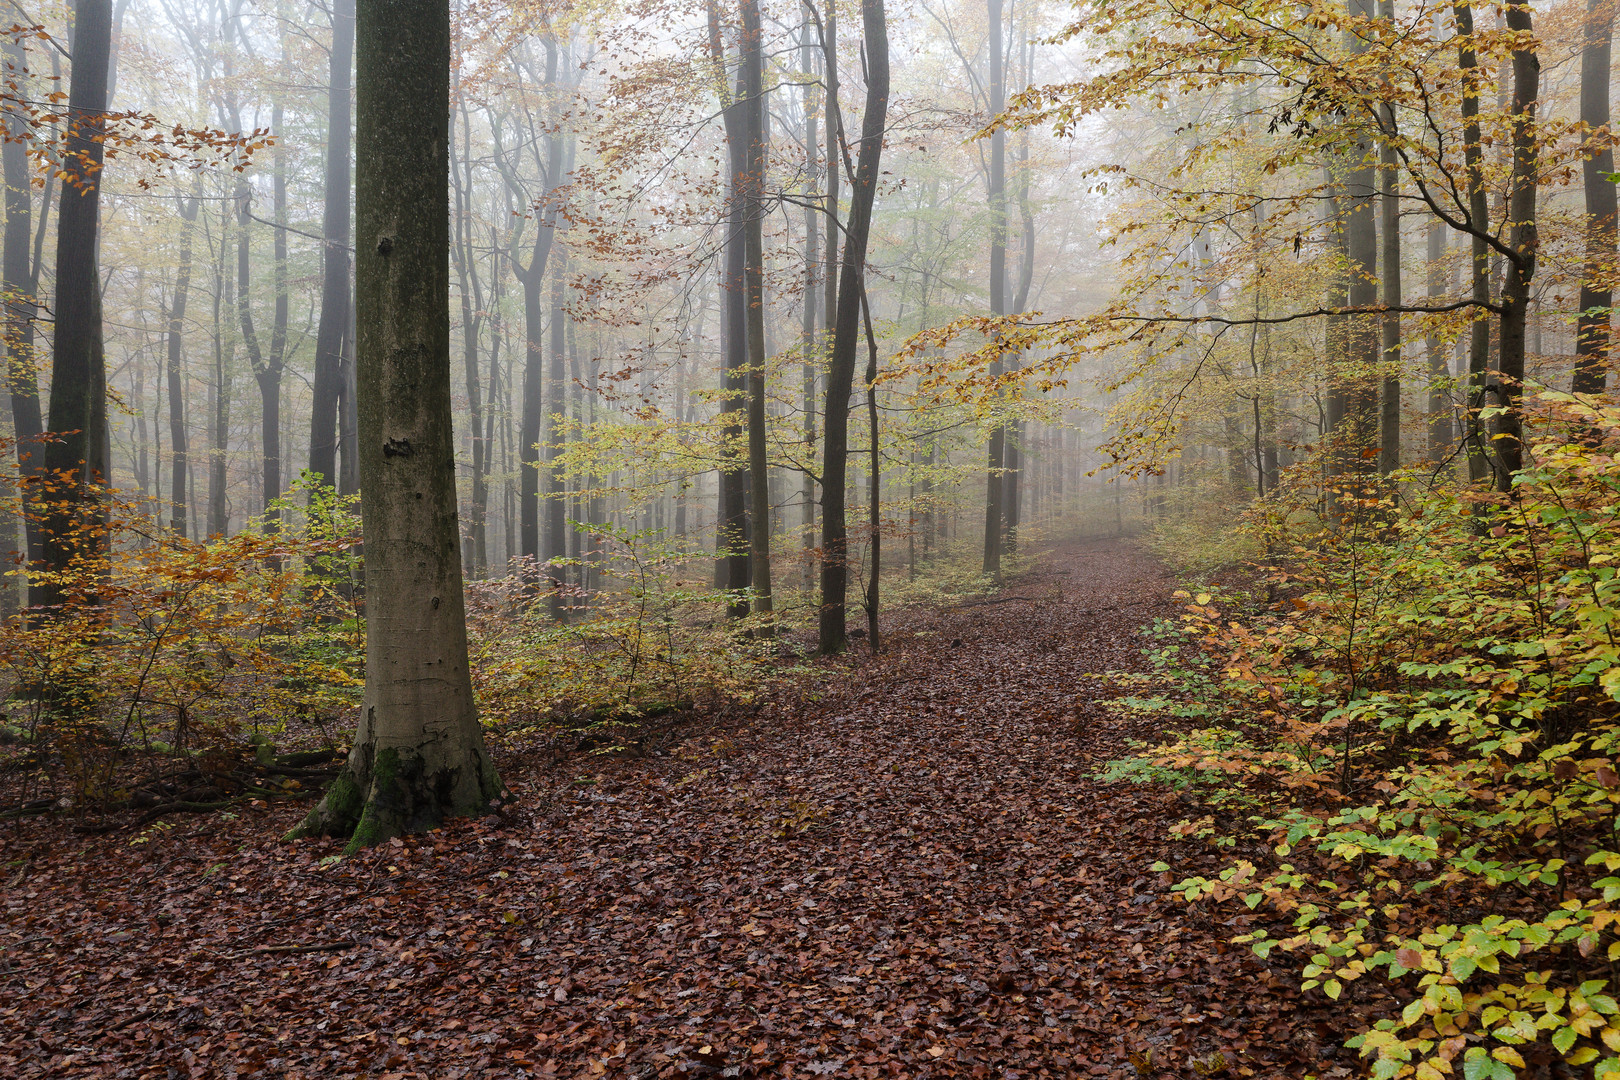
[0,542,1355,1078]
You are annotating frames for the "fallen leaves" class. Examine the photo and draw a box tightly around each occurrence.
[0,541,1358,1078]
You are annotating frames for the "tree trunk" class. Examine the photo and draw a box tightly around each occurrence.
[1575,0,1615,398]
[451,102,486,578]
[1494,1,1539,492]
[209,200,232,539]
[309,0,354,493]
[982,0,1006,577]
[1456,2,1493,485]
[709,1,750,614]
[3,34,43,602]
[1378,7,1401,477]
[289,0,500,851]
[818,0,888,655]
[1426,224,1451,461]
[801,10,819,594]
[544,244,569,603]
[40,0,112,611]
[742,0,773,629]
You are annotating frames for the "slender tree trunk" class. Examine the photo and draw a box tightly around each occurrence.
[1575,0,1615,398]
[451,103,487,578]
[1426,224,1451,460]
[982,0,1006,576]
[3,34,43,600]
[544,245,569,604]
[1494,1,1539,491]
[1456,3,1493,485]
[710,2,750,615]
[819,0,888,655]
[309,0,354,492]
[741,0,773,629]
[1378,9,1401,477]
[801,10,819,594]
[40,0,112,610]
[289,0,500,850]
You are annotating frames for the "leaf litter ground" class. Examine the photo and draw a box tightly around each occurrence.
[0,540,1360,1078]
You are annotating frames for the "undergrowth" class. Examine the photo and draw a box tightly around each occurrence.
[1104,392,1620,1079]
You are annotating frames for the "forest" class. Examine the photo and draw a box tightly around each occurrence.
[3,0,1620,1075]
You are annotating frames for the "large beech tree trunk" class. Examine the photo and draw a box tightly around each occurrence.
[818,0,888,655]
[290,0,500,850]
[40,0,112,611]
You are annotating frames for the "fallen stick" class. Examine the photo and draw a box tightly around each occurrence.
[246,940,358,956]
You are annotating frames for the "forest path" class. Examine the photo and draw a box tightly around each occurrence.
[0,540,1352,1078]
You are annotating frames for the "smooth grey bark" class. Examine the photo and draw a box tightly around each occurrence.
[818,0,888,655]
[1456,2,1492,485]
[289,0,499,851]
[1493,0,1539,492]
[709,1,750,614]
[451,101,487,577]
[40,0,112,611]
[801,16,819,593]
[544,243,568,602]
[981,0,1006,577]
[1426,223,1451,461]
[166,195,198,539]
[742,0,773,629]
[208,199,231,539]
[1377,1,1401,476]
[499,39,563,577]
[1575,0,1615,398]
[3,35,43,600]
[309,0,354,493]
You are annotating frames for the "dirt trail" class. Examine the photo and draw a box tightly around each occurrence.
[0,540,1352,1078]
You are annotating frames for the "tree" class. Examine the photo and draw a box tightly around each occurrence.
[741,0,773,630]
[1574,0,1614,400]
[40,0,113,611]
[819,0,889,655]
[308,0,354,493]
[290,0,500,848]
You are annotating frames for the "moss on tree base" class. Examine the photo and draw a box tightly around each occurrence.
[285,743,503,853]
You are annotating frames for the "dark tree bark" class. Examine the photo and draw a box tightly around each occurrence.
[981,0,1006,577]
[709,1,750,614]
[501,38,563,577]
[2,35,43,601]
[40,0,112,610]
[1575,0,1615,398]
[818,0,888,655]
[800,10,818,594]
[289,0,500,851]
[1378,0,1401,476]
[1493,1,1539,492]
[1426,224,1451,461]
[741,0,773,629]
[166,188,200,538]
[1455,2,1493,485]
[308,0,354,492]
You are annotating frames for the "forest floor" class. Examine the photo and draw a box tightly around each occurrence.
[0,539,1364,1079]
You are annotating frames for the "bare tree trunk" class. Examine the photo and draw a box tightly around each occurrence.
[709,2,751,614]
[742,0,773,629]
[1494,1,1539,491]
[1575,0,1615,398]
[1426,224,1451,461]
[41,0,112,611]
[1378,4,1401,476]
[289,0,500,850]
[819,0,889,655]
[544,244,569,604]
[451,102,487,578]
[308,0,353,493]
[800,10,819,594]
[982,0,1006,577]
[3,34,43,602]
[1455,3,1493,485]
